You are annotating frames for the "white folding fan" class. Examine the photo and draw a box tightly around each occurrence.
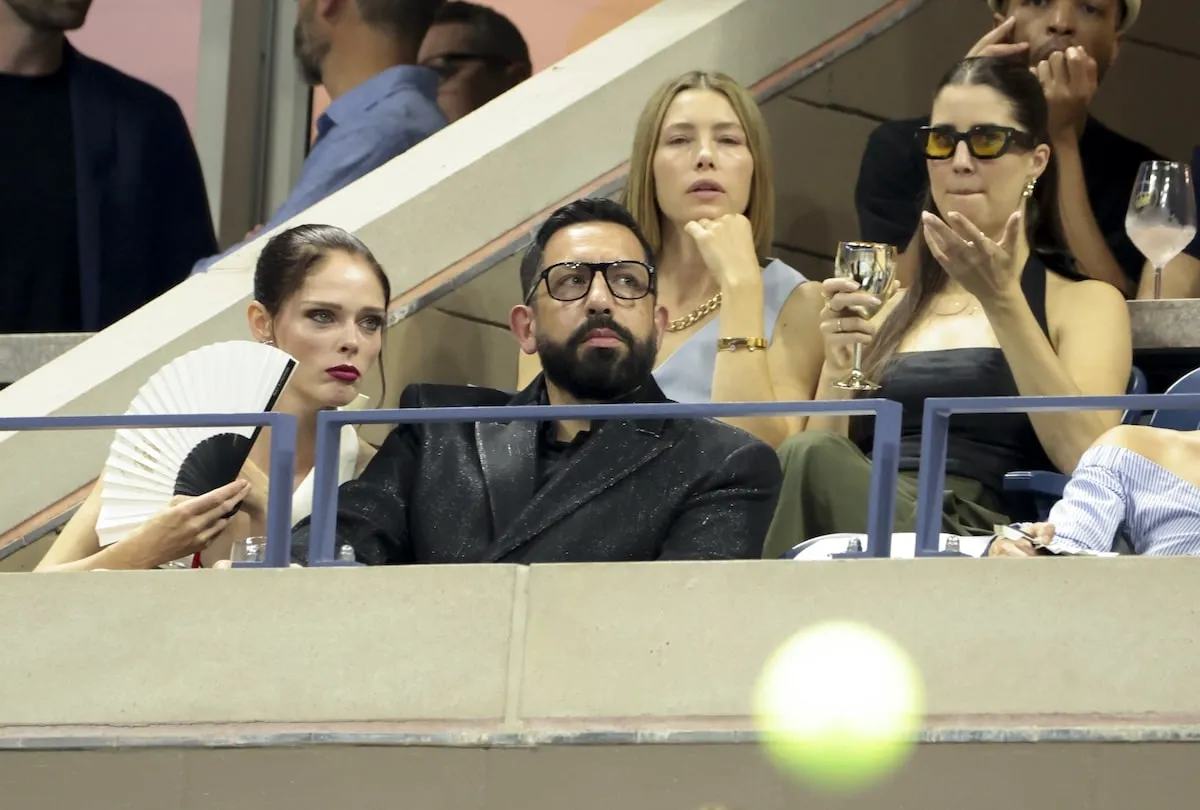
[96,340,297,552]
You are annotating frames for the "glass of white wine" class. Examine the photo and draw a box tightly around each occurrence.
[1125,161,1197,300]
[833,241,897,392]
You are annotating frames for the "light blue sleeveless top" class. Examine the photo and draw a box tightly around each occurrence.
[652,258,807,403]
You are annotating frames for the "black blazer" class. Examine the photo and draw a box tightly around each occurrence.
[66,44,218,330]
[292,378,782,564]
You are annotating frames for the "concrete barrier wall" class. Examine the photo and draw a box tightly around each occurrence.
[3,559,1198,729]
[3,558,1199,808]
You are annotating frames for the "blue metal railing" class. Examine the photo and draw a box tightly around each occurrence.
[913,392,1200,555]
[307,399,905,565]
[0,413,297,567]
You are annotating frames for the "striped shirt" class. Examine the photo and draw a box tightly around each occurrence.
[1047,444,1200,556]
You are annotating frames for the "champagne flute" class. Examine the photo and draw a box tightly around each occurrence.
[833,241,897,392]
[1125,161,1197,300]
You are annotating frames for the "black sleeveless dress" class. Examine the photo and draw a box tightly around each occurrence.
[852,253,1062,519]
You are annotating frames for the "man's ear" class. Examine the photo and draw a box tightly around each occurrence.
[316,0,349,23]
[510,304,538,355]
[652,304,669,352]
[505,60,533,85]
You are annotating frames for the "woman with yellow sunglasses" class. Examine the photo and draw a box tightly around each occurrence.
[762,56,1132,557]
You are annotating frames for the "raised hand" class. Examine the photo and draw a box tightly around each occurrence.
[966,16,1030,60]
[921,209,1023,301]
[1034,46,1097,142]
[683,214,760,288]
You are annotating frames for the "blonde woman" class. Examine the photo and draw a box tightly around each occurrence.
[518,71,824,446]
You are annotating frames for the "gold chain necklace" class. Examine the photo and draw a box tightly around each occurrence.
[667,291,722,332]
[931,296,981,317]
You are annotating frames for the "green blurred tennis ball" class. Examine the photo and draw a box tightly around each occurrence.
[753,621,924,793]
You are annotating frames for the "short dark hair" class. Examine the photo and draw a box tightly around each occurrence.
[356,0,446,46]
[433,1,529,66]
[519,198,655,301]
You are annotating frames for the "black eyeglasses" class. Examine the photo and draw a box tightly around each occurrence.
[525,261,656,304]
[916,125,1037,160]
[420,52,513,81]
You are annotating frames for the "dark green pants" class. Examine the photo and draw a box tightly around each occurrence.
[763,431,1010,559]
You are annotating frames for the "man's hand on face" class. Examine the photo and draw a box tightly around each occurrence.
[966,16,1030,60]
[1035,45,1097,143]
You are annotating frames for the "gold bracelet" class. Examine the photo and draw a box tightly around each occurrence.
[716,337,767,352]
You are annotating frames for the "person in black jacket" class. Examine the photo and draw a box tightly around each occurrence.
[291,198,782,565]
[0,0,217,332]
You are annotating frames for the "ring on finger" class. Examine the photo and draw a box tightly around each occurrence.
[836,318,844,333]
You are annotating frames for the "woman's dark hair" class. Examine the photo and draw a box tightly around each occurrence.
[862,56,1070,382]
[254,224,392,402]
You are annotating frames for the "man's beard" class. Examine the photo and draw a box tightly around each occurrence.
[293,13,329,87]
[536,315,658,402]
[4,0,93,32]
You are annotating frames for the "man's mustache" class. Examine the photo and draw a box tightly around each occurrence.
[568,315,636,349]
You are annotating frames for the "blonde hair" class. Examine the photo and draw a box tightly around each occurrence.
[623,70,776,259]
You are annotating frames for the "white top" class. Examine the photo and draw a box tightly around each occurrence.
[290,424,360,526]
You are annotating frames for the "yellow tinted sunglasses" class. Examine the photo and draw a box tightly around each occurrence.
[916,125,1036,160]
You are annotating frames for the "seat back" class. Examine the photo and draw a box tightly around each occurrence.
[1121,366,1149,425]
[1148,366,1200,431]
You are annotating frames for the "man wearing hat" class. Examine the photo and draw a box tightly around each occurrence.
[855,0,1168,298]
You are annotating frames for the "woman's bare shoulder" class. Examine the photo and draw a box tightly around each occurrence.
[1046,273,1126,309]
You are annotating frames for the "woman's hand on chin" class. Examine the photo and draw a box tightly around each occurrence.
[921,209,1024,302]
[684,214,761,289]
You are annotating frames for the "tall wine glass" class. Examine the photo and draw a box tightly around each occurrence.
[1125,161,1197,299]
[833,241,897,391]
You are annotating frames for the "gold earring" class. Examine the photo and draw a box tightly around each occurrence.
[262,337,275,347]
[1022,179,1036,200]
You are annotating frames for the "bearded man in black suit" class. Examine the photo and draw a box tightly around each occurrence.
[292,197,782,565]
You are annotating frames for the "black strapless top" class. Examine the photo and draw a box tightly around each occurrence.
[852,254,1061,516]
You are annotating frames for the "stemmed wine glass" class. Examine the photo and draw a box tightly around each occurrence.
[833,242,897,391]
[1125,161,1197,300]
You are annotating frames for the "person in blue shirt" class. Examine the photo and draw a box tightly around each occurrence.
[989,424,1200,557]
[193,0,447,274]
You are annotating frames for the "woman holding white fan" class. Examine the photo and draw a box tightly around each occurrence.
[763,57,1132,558]
[36,224,390,571]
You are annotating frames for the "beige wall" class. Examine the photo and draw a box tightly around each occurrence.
[4,558,1200,807]
[766,0,1200,277]
[5,742,1200,810]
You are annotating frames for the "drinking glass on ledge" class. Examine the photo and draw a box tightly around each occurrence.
[1126,160,1197,300]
